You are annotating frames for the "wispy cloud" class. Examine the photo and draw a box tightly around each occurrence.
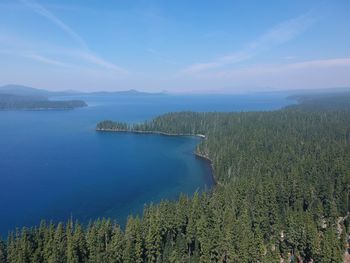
[182,62,220,74]
[0,48,88,71]
[173,57,350,92]
[209,57,350,79]
[19,0,88,50]
[73,51,128,74]
[24,52,75,68]
[281,57,350,70]
[182,11,316,75]
[14,0,128,74]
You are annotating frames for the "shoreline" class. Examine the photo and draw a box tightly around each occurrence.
[194,151,219,186]
[96,128,218,185]
[96,128,206,139]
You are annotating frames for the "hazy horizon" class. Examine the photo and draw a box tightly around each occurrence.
[2,83,350,95]
[1,0,350,93]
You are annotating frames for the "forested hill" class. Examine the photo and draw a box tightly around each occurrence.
[287,92,350,111]
[0,94,87,110]
[1,94,349,262]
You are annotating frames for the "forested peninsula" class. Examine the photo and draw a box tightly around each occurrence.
[1,93,349,263]
[96,121,206,138]
[0,94,87,110]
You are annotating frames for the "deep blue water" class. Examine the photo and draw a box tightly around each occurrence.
[0,93,293,236]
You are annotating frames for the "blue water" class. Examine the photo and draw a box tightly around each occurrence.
[0,93,293,236]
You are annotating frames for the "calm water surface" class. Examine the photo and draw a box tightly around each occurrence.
[0,93,293,235]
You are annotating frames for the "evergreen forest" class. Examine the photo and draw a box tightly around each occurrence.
[1,94,349,262]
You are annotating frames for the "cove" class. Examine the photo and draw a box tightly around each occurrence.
[0,93,293,236]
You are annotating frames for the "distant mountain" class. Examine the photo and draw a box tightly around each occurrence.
[0,84,53,97]
[0,84,83,97]
[0,85,165,97]
[90,89,165,96]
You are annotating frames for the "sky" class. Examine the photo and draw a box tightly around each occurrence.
[0,0,350,93]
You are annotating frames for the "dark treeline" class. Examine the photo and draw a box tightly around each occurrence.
[0,94,87,110]
[96,120,129,131]
[1,95,350,262]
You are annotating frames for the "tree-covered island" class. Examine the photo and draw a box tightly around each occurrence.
[0,94,87,110]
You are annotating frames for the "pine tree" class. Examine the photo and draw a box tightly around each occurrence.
[303,215,321,262]
[41,222,55,263]
[220,208,236,262]
[19,227,34,263]
[52,222,67,263]
[123,216,137,263]
[66,219,79,263]
[0,237,6,263]
[320,227,342,263]
[6,233,17,263]
[186,192,201,257]
[73,222,88,262]
[250,226,265,263]
[233,207,252,262]
[133,217,145,263]
[196,214,211,263]
[107,225,124,263]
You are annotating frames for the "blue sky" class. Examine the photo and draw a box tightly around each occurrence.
[0,0,349,92]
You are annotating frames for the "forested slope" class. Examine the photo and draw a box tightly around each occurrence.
[1,94,349,262]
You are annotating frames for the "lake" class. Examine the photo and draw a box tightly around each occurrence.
[0,93,293,236]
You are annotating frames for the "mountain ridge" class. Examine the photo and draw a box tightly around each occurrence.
[0,84,165,97]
